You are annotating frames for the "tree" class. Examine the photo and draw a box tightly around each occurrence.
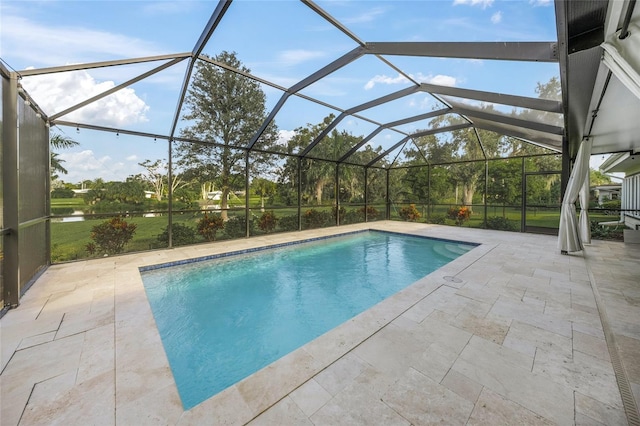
[178,51,279,220]
[252,178,277,211]
[138,159,166,201]
[590,169,612,186]
[50,134,79,183]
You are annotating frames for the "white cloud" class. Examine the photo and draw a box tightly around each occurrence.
[491,11,503,24]
[364,74,409,90]
[342,7,386,24]
[2,14,163,68]
[126,155,138,161]
[277,50,326,67]
[364,73,457,90]
[277,130,296,145]
[58,150,139,182]
[529,0,552,6]
[21,69,149,127]
[453,0,494,9]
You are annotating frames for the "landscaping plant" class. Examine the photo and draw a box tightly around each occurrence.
[86,216,137,255]
[197,212,225,241]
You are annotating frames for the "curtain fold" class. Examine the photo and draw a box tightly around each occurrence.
[579,176,591,245]
[601,20,640,101]
[558,138,592,253]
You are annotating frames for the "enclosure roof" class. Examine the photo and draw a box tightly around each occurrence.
[4,0,636,169]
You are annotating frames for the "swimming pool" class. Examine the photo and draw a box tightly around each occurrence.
[141,230,476,409]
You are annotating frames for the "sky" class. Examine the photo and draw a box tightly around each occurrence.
[0,0,588,184]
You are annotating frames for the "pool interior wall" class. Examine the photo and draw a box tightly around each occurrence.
[140,229,478,409]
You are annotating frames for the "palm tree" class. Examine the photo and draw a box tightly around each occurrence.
[50,134,79,182]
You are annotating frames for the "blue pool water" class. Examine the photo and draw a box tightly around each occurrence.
[141,230,476,409]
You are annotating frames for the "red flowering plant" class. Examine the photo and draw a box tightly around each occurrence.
[399,204,421,222]
[197,212,225,241]
[447,206,471,226]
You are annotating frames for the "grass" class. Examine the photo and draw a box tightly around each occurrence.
[50,199,623,262]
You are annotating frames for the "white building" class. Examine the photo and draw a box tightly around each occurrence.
[600,152,640,231]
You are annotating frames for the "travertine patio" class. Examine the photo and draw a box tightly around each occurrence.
[1,222,639,425]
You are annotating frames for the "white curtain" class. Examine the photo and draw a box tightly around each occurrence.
[579,176,591,245]
[558,138,592,253]
[601,20,640,100]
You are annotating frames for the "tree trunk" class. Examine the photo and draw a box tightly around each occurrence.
[221,188,229,221]
[260,195,265,212]
[315,179,325,205]
[462,183,476,212]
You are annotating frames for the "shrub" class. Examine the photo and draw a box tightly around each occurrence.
[278,214,299,232]
[342,209,365,225]
[257,211,278,233]
[197,212,224,241]
[399,204,421,222]
[157,223,197,246]
[361,206,379,221]
[427,213,447,224]
[86,216,137,255]
[590,220,624,241]
[484,216,518,231]
[303,209,334,229]
[447,206,471,226]
[51,187,75,198]
[223,215,253,238]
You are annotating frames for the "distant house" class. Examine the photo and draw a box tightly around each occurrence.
[600,152,640,230]
[591,184,621,205]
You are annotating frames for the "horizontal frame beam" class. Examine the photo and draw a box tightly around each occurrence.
[365,41,558,62]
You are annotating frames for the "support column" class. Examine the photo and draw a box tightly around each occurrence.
[2,72,19,307]
[168,139,173,247]
[335,164,340,226]
[245,152,250,238]
[297,157,302,231]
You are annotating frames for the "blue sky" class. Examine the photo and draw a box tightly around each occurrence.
[1,0,567,183]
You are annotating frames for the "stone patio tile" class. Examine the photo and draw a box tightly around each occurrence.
[381,367,474,425]
[440,369,483,403]
[16,330,57,351]
[431,309,510,344]
[575,412,607,425]
[506,320,572,357]
[289,378,332,417]
[177,385,253,426]
[310,378,409,426]
[489,295,572,338]
[352,332,414,379]
[20,371,115,426]
[574,391,627,426]
[573,330,610,362]
[615,334,640,384]
[236,347,322,417]
[248,396,313,426]
[452,336,573,425]
[314,352,367,396]
[533,348,623,409]
[115,382,184,426]
[467,387,554,425]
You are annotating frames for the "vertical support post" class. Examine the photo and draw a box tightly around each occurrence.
[364,167,368,223]
[427,165,431,221]
[297,157,302,231]
[335,163,340,226]
[386,168,391,220]
[561,135,570,199]
[3,72,20,307]
[167,139,173,248]
[245,152,250,238]
[45,123,51,265]
[521,157,526,233]
[484,159,488,229]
